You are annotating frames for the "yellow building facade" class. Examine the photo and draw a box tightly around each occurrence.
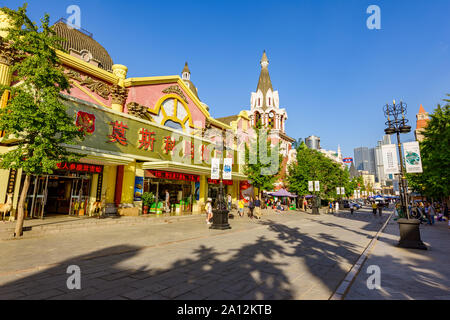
[0,17,248,221]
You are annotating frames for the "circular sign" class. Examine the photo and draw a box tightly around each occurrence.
[405,151,420,165]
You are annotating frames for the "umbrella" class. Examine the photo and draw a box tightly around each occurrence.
[268,189,298,198]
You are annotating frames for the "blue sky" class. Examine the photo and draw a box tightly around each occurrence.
[3,0,450,158]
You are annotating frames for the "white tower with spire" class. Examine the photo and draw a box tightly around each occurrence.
[247,51,294,156]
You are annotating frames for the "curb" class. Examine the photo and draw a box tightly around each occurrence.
[0,214,203,240]
[329,212,393,300]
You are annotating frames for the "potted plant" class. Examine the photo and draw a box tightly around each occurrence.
[141,192,154,215]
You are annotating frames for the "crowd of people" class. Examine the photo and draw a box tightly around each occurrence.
[205,195,294,224]
[205,193,450,228]
[407,201,449,226]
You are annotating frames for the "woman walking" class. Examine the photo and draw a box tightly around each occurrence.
[238,199,245,217]
[205,198,213,225]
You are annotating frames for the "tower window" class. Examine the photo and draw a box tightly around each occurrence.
[269,98,271,106]
[258,98,261,106]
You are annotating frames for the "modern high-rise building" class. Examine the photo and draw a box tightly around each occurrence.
[354,147,370,172]
[374,135,393,186]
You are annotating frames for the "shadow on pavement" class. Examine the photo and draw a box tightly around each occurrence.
[0,216,375,300]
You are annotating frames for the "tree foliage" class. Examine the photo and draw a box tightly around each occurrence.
[407,100,450,199]
[0,4,85,236]
[287,142,358,200]
[244,122,283,194]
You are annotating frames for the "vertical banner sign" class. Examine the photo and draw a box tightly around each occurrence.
[315,181,320,192]
[211,158,220,180]
[381,144,400,174]
[357,190,361,198]
[341,187,345,195]
[354,190,357,198]
[336,187,340,195]
[96,173,103,202]
[223,158,233,180]
[6,169,17,203]
[308,181,314,192]
[195,182,200,201]
[403,141,423,173]
[134,176,144,201]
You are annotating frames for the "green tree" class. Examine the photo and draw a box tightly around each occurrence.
[244,123,282,197]
[0,4,85,237]
[407,100,450,200]
[287,142,353,200]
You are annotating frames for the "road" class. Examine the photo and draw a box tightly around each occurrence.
[0,208,388,300]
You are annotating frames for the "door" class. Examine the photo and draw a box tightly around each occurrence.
[27,176,48,219]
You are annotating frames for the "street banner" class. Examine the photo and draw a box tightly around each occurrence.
[211,158,220,180]
[381,144,400,175]
[403,141,423,173]
[357,190,361,198]
[354,190,357,198]
[336,187,340,195]
[308,181,314,192]
[341,187,345,195]
[315,181,320,192]
[223,158,233,180]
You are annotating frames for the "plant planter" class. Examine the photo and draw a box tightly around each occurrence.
[397,218,427,250]
[143,206,149,215]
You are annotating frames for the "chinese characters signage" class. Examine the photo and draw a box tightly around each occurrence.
[208,179,233,186]
[56,162,103,174]
[145,170,200,182]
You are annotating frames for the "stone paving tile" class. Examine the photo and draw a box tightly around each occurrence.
[18,288,66,300]
[1,209,395,300]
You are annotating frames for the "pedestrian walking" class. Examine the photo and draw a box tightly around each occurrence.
[377,202,383,217]
[238,199,245,217]
[303,198,308,212]
[428,202,436,225]
[227,194,232,212]
[205,198,213,225]
[372,202,377,216]
[335,201,339,213]
[350,203,354,215]
[328,202,333,214]
[248,198,255,219]
[164,189,170,213]
[254,196,262,219]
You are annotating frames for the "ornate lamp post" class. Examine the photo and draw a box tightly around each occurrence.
[210,138,231,230]
[383,100,426,250]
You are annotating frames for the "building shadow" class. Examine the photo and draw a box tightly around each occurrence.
[1,215,386,300]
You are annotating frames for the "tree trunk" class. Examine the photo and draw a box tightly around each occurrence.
[14,174,31,237]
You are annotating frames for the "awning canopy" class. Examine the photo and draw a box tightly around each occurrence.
[268,189,298,198]
[142,161,248,180]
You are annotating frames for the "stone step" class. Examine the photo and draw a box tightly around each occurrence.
[0,214,203,240]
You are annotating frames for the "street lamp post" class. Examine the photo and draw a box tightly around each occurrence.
[210,138,231,230]
[383,100,426,250]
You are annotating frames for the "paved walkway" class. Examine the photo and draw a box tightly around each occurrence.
[0,208,389,300]
[345,217,450,300]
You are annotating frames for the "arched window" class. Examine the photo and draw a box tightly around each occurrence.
[254,112,261,127]
[268,112,275,128]
[258,98,261,106]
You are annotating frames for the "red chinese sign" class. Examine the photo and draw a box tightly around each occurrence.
[56,162,103,174]
[146,170,200,182]
[208,179,233,186]
[138,128,156,151]
[108,121,129,146]
[185,141,195,160]
[163,136,176,154]
[76,111,96,134]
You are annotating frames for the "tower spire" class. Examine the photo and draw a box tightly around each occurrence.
[182,61,190,81]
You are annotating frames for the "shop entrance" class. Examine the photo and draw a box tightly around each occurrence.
[144,170,197,215]
[25,173,92,219]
